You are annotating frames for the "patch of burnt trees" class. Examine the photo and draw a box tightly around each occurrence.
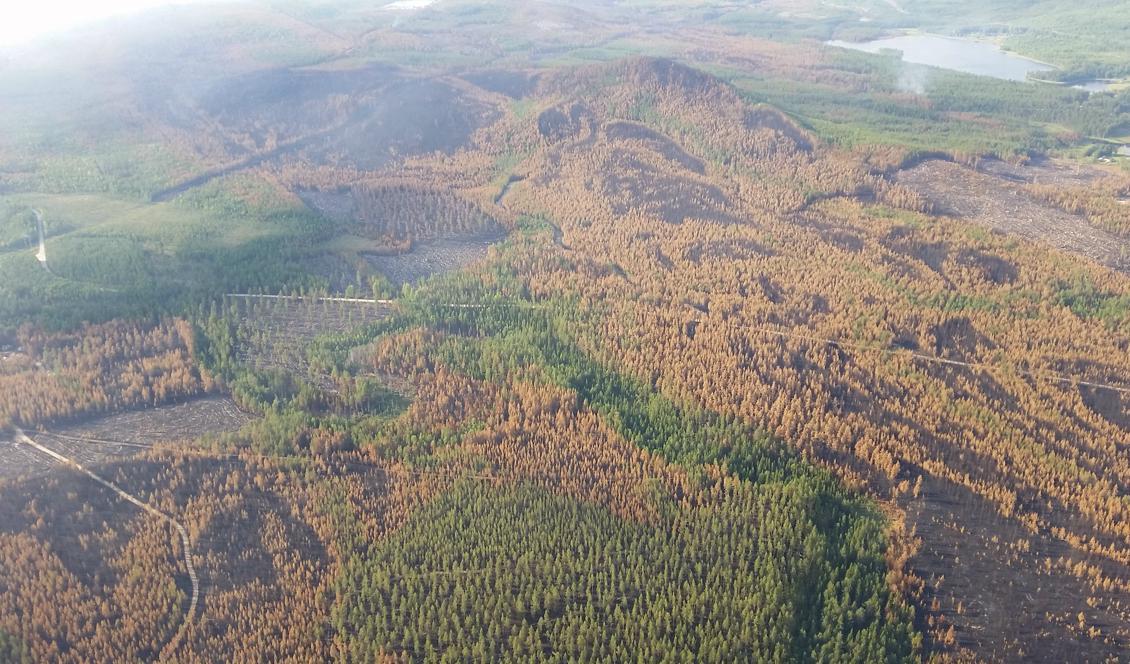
[351,182,501,246]
[0,319,212,429]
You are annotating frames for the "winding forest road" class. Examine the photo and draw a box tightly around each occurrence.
[13,427,199,657]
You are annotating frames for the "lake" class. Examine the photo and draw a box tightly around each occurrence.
[382,0,437,9]
[1072,80,1121,93]
[826,34,1054,82]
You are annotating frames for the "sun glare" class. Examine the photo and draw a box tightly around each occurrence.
[0,0,216,47]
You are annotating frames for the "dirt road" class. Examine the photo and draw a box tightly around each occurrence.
[32,208,48,270]
[13,427,199,657]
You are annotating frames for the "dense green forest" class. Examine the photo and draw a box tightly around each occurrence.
[336,480,917,662]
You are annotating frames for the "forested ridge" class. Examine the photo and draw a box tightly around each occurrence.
[323,57,1129,658]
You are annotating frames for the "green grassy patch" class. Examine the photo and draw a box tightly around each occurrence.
[1054,275,1130,329]
[0,203,36,249]
[0,173,332,329]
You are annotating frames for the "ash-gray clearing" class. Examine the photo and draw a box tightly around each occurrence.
[364,234,503,286]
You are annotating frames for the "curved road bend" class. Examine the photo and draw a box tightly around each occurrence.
[13,427,199,656]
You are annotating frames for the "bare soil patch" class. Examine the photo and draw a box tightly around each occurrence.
[363,234,502,286]
[298,184,505,288]
[54,396,251,447]
[902,472,1130,661]
[0,397,250,482]
[896,160,1130,274]
[977,157,1109,187]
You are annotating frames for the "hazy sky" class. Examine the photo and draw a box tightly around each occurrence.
[0,0,217,47]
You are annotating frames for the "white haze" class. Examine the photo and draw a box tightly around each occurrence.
[0,0,220,47]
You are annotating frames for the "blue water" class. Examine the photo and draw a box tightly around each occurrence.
[827,34,1054,82]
